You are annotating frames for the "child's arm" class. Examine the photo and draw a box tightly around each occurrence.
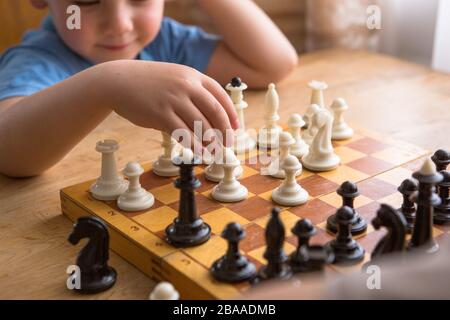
[199,0,299,88]
[0,60,237,177]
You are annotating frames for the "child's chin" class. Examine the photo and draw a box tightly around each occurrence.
[90,52,141,64]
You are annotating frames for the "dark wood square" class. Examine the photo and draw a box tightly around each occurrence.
[227,196,275,221]
[299,175,340,197]
[346,137,391,155]
[288,198,337,224]
[358,178,399,200]
[347,156,394,176]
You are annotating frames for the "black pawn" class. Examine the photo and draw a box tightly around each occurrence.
[397,178,418,233]
[166,154,211,247]
[289,219,334,273]
[326,181,367,235]
[256,208,292,281]
[408,159,443,253]
[68,217,117,293]
[325,206,365,264]
[434,171,450,225]
[210,223,256,283]
[231,77,242,87]
[431,149,450,172]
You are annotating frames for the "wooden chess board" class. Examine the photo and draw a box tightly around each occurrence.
[60,128,449,299]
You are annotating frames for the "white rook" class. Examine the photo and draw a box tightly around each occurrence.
[90,139,128,200]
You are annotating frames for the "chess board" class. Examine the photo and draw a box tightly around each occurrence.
[60,128,449,299]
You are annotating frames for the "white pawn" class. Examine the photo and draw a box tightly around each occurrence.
[309,80,328,108]
[211,148,248,202]
[152,132,179,177]
[149,282,180,300]
[272,155,309,206]
[204,147,243,182]
[226,78,256,154]
[257,83,282,149]
[118,162,154,211]
[287,113,309,158]
[302,104,321,145]
[90,139,129,201]
[302,110,341,172]
[268,132,300,179]
[330,98,354,140]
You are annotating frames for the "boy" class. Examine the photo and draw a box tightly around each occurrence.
[0,0,298,177]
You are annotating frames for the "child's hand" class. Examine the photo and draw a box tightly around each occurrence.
[102,60,238,146]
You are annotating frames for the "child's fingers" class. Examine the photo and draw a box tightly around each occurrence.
[191,87,234,148]
[166,112,204,154]
[201,77,239,130]
[176,99,214,143]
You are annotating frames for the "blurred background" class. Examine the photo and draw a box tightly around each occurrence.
[1,0,449,72]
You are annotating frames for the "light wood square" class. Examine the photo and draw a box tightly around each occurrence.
[334,146,367,164]
[183,236,228,268]
[378,192,403,208]
[319,166,369,185]
[371,147,422,166]
[376,166,413,186]
[239,165,259,180]
[201,207,250,234]
[151,183,180,204]
[332,133,364,146]
[254,210,300,237]
[298,168,315,179]
[133,206,178,232]
[247,242,296,264]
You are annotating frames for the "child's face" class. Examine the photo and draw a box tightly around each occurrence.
[38,0,165,63]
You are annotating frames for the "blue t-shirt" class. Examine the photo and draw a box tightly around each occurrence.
[0,16,220,101]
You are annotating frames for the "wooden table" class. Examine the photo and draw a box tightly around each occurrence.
[1,49,449,299]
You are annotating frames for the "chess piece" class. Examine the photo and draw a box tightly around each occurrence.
[90,140,128,200]
[211,148,248,202]
[371,204,407,261]
[68,217,117,293]
[330,98,353,140]
[289,219,334,273]
[165,148,211,247]
[149,282,180,300]
[210,223,257,283]
[326,181,367,235]
[257,83,282,149]
[325,206,365,264]
[397,178,418,233]
[226,77,256,154]
[288,113,309,158]
[431,149,450,225]
[256,208,292,281]
[204,147,243,182]
[272,155,309,206]
[408,157,443,253]
[268,132,300,179]
[309,80,327,109]
[152,132,179,177]
[117,162,154,212]
[431,149,450,171]
[302,110,341,172]
[434,171,450,225]
[302,104,321,145]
